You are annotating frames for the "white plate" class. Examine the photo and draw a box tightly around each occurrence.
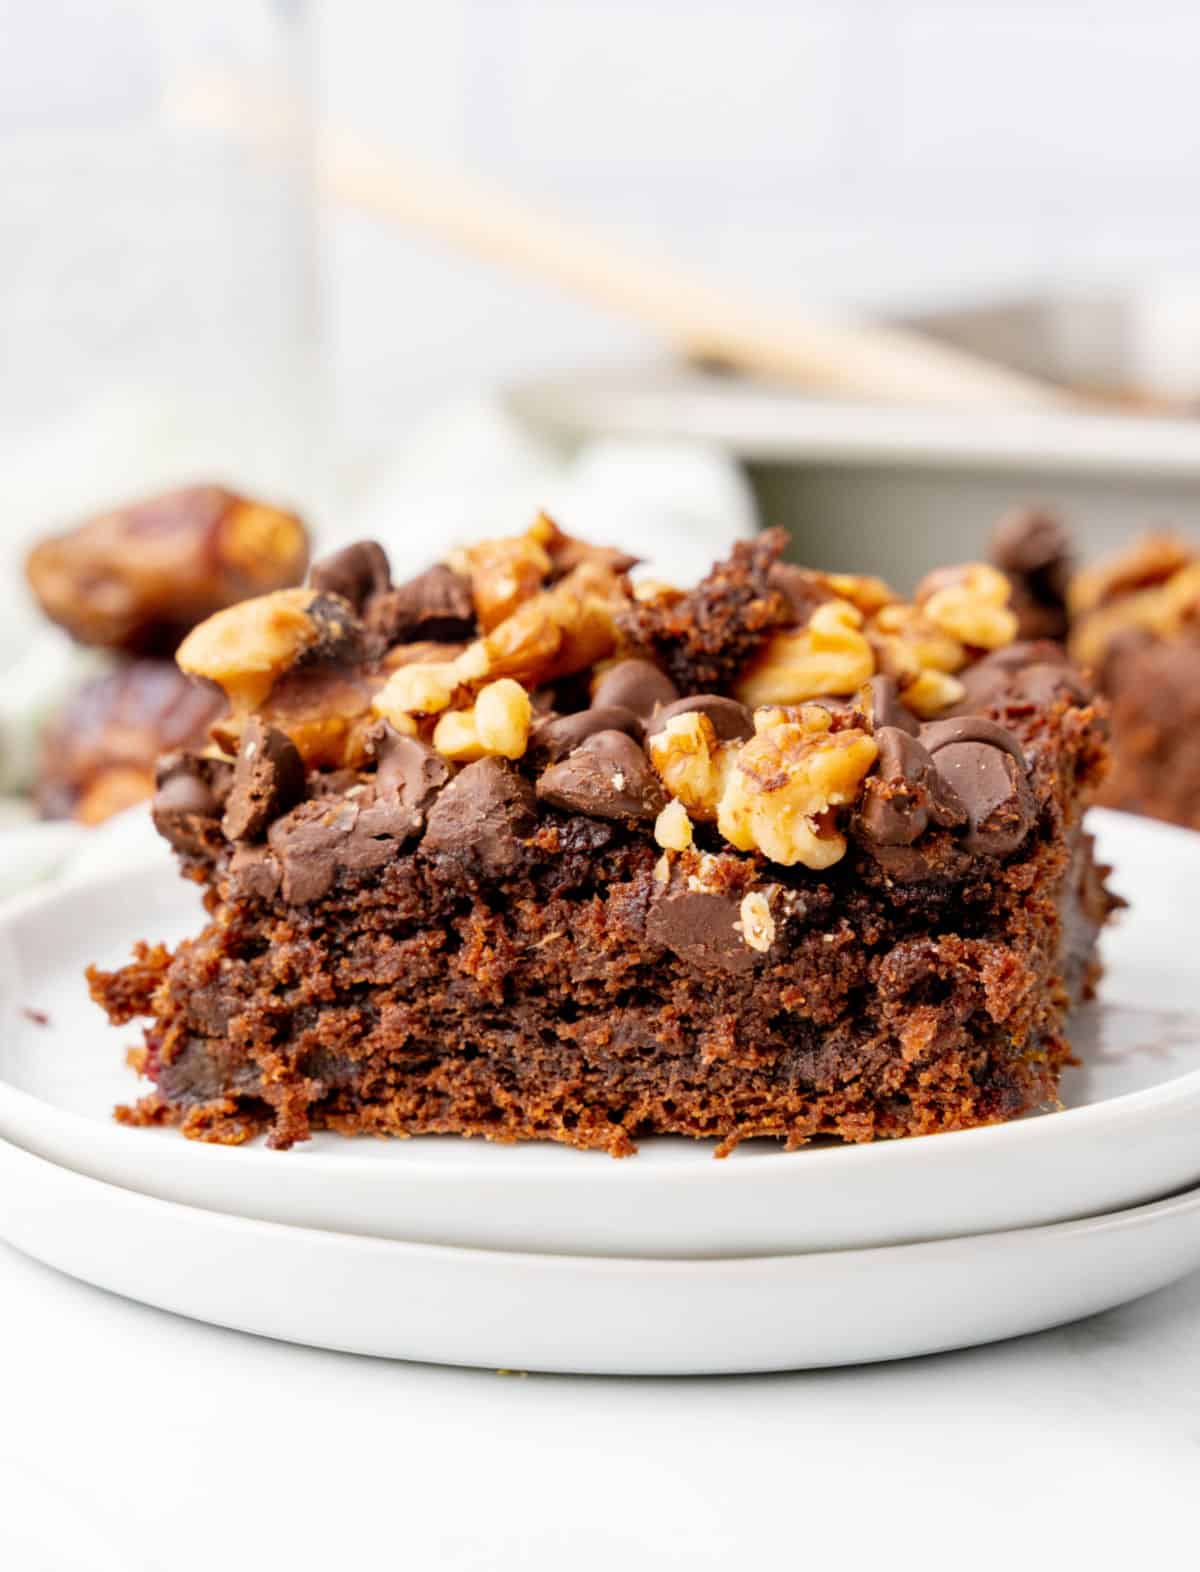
[1,809,1198,1259]
[1,1133,1199,1374]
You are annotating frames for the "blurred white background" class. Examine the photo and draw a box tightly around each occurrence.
[316,0,1200,459]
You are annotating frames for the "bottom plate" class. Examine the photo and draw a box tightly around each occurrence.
[2,1135,1199,1375]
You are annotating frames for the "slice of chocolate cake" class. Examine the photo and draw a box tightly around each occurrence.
[89,521,1117,1155]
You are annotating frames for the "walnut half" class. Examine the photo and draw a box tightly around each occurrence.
[716,707,878,869]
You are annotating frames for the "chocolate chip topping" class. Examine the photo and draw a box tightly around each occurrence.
[990,509,1071,581]
[267,790,423,904]
[973,639,1070,675]
[645,862,759,975]
[954,642,1084,715]
[865,674,919,735]
[422,758,537,881]
[152,752,233,856]
[536,731,667,822]
[370,726,451,821]
[854,727,967,848]
[919,716,1027,769]
[221,720,306,842]
[931,741,1036,855]
[591,659,679,718]
[528,706,643,765]
[646,694,755,743]
[229,843,282,901]
[988,510,1072,642]
[308,540,391,610]
[370,563,476,645]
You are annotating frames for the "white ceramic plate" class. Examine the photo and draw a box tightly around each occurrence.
[1,1133,1199,1374]
[0,809,1198,1259]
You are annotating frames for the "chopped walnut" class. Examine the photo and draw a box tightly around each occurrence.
[177,587,346,711]
[456,534,552,631]
[899,669,966,719]
[736,890,777,953]
[372,661,462,719]
[1070,556,1200,669]
[716,709,878,869]
[653,798,694,851]
[432,678,532,762]
[1069,532,1196,618]
[453,561,626,691]
[824,572,899,617]
[869,602,966,676]
[733,599,875,707]
[646,710,731,819]
[475,678,533,758]
[914,562,1018,651]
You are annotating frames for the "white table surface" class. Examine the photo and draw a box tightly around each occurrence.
[0,1237,1196,1570]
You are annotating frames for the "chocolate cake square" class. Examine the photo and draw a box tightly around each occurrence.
[89,522,1116,1155]
[993,513,1200,832]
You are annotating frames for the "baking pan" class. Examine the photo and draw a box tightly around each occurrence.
[506,292,1200,587]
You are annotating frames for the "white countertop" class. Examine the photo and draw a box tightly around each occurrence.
[1,1236,1196,1569]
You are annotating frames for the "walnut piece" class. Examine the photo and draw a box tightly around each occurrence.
[177,587,342,711]
[453,561,625,691]
[653,798,694,851]
[646,710,730,819]
[1069,532,1196,618]
[736,890,776,953]
[456,534,552,631]
[899,669,966,719]
[475,678,533,758]
[915,563,1018,651]
[432,678,532,762]
[715,708,878,869]
[1070,558,1200,669]
[733,599,874,706]
[372,661,462,720]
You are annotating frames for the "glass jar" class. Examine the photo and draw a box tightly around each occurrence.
[0,0,322,649]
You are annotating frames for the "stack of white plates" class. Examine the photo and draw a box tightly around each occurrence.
[1,808,1199,1375]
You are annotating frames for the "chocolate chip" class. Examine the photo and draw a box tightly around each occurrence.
[954,643,1084,714]
[645,863,757,975]
[591,659,679,719]
[151,752,233,856]
[854,727,966,848]
[930,741,1036,855]
[919,715,1027,769]
[1006,663,1092,711]
[371,564,475,644]
[345,797,426,868]
[422,758,537,880]
[536,731,666,822]
[989,509,1072,640]
[308,540,391,610]
[646,694,755,743]
[267,788,422,903]
[865,674,919,735]
[229,843,282,901]
[268,801,355,903]
[370,725,451,822]
[529,706,643,764]
[221,720,306,842]
[975,639,1070,674]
